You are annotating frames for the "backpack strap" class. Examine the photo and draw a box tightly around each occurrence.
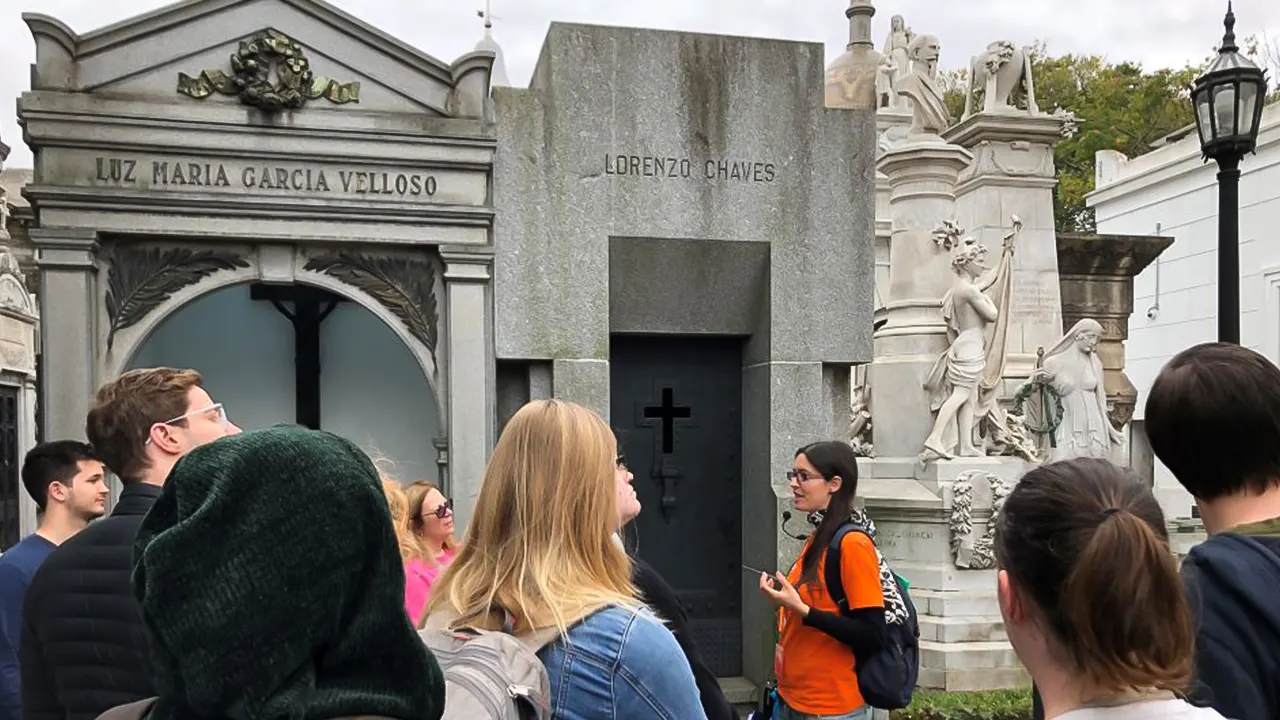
[823,521,869,615]
[423,608,564,654]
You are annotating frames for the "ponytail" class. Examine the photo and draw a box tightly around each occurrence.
[994,458,1196,693]
[1059,509,1194,690]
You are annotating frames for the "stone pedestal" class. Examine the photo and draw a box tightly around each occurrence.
[945,113,1069,390]
[871,139,973,458]
[1055,233,1173,431]
[860,455,1031,691]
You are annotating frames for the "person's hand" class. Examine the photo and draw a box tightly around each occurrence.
[758,572,808,617]
[1110,428,1126,446]
[1030,368,1053,384]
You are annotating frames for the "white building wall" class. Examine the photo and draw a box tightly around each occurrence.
[1086,102,1280,519]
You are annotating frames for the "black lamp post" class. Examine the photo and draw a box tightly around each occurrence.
[1191,2,1269,344]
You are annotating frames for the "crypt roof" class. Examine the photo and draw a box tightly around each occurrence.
[23,0,495,117]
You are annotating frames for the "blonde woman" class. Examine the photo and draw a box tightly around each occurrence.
[424,399,706,720]
[404,480,457,623]
[381,479,431,624]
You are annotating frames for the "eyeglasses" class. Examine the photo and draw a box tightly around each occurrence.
[785,469,825,483]
[426,497,454,519]
[616,454,627,469]
[145,403,231,445]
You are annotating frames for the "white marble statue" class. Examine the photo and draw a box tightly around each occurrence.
[896,34,951,136]
[921,225,1018,459]
[0,188,10,241]
[879,15,915,109]
[1026,319,1124,462]
[962,41,1040,119]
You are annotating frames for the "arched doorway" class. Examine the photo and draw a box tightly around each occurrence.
[128,282,442,480]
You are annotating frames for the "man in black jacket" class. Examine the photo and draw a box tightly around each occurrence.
[1145,343,1280,720]
[21,368,239,720]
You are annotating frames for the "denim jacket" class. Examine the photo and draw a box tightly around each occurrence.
[538,605,708,720]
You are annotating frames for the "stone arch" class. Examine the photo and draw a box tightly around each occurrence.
[101,249,443,421]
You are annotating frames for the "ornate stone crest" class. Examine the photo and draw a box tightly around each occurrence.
[177,30,361,111]
[303,252,439,354]
[104,246,250,350]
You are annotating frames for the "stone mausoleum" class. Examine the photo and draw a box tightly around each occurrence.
[7,0,880,696]
[16,0,499,530]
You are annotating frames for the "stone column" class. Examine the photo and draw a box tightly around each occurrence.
[440,248,495,532]
[1055,233,1173,431]
[945,113,1069,387]
[30,228,98,443]
[870,140,973,458]
[18,375,38,537]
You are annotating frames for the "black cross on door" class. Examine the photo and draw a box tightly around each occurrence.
[642,387,692,517]
[643,387,692,455]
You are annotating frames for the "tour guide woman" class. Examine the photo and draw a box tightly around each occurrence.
[758,441,888,720]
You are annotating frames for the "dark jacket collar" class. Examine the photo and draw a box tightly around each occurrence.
[112,482,163,517]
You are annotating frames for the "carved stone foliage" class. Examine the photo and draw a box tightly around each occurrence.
[303,252,439,354]
[177,30,360,111]
[104,246,251,350]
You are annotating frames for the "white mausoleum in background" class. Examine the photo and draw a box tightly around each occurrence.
[1087,101,1280,521]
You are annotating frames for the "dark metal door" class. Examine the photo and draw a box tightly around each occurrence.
[0,386,21,551]
[610,335,743,676]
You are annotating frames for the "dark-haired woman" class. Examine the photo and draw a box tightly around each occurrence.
[757,441,890,720]
[995,458,1226,719]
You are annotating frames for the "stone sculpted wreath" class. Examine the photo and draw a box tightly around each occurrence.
[177,29,360,110]
[948,470,1010,570]
[1012,376,1065,445]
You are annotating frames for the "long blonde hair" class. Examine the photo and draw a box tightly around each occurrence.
[406,479,457,564]
[426,399,638,633]
[381,478,423,562]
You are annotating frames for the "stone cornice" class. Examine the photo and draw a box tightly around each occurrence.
[1056,232,1174,278]
[24,184,494,226]
[18,93,497,152]
[943,112,1068,148]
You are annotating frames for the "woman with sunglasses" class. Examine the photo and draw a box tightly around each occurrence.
[404,480,458,625]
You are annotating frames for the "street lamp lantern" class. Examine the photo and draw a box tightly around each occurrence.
[1192,3,1269,162]
[1191,2,1270,344]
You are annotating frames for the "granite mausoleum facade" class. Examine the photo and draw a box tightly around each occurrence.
[492,23,877,688]
[17,0,497,527]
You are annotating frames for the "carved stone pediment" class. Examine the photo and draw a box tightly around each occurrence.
[23,0,495,118]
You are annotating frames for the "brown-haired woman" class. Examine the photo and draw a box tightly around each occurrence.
[404,480,458,625]
[996,458,1225,719]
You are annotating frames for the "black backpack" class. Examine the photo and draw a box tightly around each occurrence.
[822,522,921,710]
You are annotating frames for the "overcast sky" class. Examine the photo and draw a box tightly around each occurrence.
[3,0,1278,168]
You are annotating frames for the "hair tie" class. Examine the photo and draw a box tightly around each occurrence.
[1100,507,1121,518]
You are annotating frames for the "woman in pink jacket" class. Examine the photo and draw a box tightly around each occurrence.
[404,480,458,625]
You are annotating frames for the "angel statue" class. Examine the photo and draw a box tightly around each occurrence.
[1022,318,1125,462]
[921,217,1021,460]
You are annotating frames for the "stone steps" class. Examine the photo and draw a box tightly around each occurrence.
[910,588,1001,616]
[917,639,1029,691]
[919,614,1007,643]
